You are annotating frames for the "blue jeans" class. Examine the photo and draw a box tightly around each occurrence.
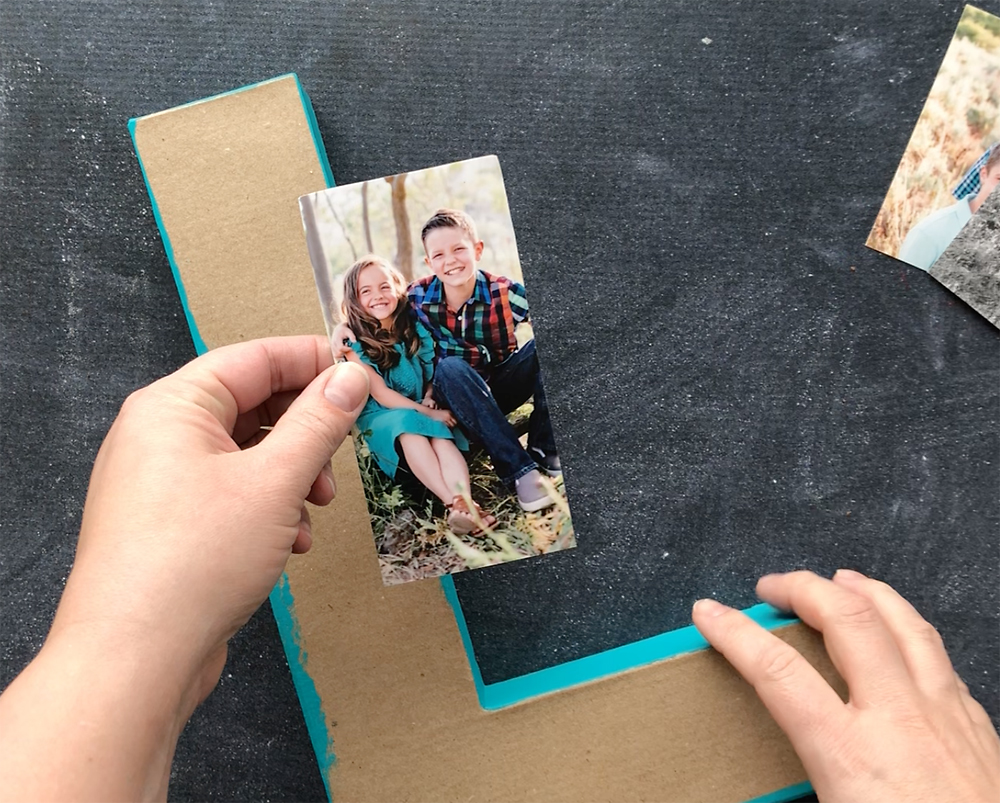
[432,340,557,488]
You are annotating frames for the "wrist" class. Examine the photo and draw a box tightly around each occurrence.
[53,548,227,696]
[46,617,204,728]
[0,621,204,801]
[49,572,223,728]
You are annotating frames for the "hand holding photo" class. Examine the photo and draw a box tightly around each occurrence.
[299,156,576,585]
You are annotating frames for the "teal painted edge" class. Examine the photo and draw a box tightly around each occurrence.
[440,575,490,694]
[439,574,799,711]
[127,117,208,356]
[128,74,338,800]
[295,76,336,188]
[744,780,814,803]
[269,577,335,801]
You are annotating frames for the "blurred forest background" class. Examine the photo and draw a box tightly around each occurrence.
[868,5,1000,257]
[301,155,523,333]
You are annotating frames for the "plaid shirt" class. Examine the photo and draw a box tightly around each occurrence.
[408,270,530,376]
[953,149,989,199]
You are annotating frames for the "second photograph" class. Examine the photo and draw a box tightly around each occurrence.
[299,155,577,585]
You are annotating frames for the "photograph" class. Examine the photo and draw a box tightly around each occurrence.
[299,155,577,585]
[929,180,1000,327]
[867,5,1000,272]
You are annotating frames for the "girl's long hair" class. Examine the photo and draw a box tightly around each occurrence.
[341,255,419,372]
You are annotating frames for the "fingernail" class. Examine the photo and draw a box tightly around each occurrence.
[324,363,369,411]
[833,568,866,583]
[693,598,730,618]
[324,465,337,499]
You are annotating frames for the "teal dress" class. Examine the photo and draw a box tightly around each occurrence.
[351,321,469,479]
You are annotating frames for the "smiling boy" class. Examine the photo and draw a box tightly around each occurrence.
[408,208,559,512]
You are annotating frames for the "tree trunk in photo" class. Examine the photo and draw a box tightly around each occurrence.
[386,173,413,281]
[361,181,374,253]
[323,194,357,262]
[300,196,336,331]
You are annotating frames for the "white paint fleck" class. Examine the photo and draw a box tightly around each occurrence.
[701,37,713,45]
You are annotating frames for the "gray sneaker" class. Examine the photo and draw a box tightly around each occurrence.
[528,447,562,478]
[515,469,556,512]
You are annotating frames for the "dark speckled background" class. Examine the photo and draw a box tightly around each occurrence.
[2,1,997,800]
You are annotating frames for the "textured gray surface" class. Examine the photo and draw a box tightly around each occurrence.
[1,1,998,801]
[931,187,1000,326]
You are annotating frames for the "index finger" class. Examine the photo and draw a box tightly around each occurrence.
[692,598,849,765]
[167,335,334,431]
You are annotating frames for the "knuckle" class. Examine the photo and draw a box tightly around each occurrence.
[296,405,337,440]
[118,388,144,416]
[755,641,802,686]
[118,385,159,419]
[914,620,945,651]
[833,595,880,629]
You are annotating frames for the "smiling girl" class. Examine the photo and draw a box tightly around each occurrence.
[333,255,495,534]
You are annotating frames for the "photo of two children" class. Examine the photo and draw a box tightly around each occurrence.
[299,155,577,585]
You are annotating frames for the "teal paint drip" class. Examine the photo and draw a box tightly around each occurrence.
[270,575,335,800]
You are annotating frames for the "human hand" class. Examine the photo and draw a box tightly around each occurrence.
[421,391,438,409]
[0,335,370,802]
[424,407,457,427]
[692,570,1000,803]
[331,322,357,358]
[55,336,369,712]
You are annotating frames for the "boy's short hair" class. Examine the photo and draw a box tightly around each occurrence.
[420,208,478,246]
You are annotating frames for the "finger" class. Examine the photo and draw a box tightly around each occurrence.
[305,463,336,506]
[292,507,312,554]
[168,335,334,432]
[692,598,849,764]
[832,569,957,699]
[256,361,369,495]
[757,571,913,708]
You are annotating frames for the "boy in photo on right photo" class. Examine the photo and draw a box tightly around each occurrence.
[408,208,561,514]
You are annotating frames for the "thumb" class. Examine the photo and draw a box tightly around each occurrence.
[258,361,369,491]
